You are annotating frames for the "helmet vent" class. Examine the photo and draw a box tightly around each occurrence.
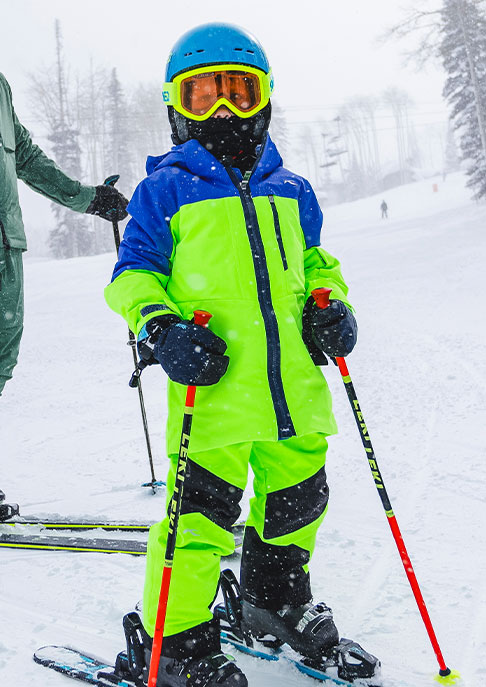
[166,25,270,81]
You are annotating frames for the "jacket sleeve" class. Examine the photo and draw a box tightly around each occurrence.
[303,246,353,310]
[298,178,353,310]
[9,81,95,212]
[104,178,182,335]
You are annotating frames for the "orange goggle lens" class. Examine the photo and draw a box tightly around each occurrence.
[180,70,262,117]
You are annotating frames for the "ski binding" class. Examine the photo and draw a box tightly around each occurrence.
[215,568,382,686]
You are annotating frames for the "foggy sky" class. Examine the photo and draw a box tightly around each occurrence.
[4,0,447,119]
[4,0,449,238]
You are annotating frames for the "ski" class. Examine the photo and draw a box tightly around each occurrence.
[34,639,381,687]
[5,517,151,532]
[0,523,245,553]
[0,533,147,555]
[219,627,382,686]
[34,645,136,686]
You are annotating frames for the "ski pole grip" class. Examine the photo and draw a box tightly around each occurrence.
[193,310,212,327]
[312,287,333,310]
[104,174,120,187]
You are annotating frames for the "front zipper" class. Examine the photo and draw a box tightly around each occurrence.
[225,165,295,440]
[268,195,288,271]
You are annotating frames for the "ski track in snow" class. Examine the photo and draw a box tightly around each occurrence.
[1,172,485,686]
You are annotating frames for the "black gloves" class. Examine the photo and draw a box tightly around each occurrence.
[303,297,357,363]
[137,315,229,386]
[85,185,129,221]
[310,299,357,357]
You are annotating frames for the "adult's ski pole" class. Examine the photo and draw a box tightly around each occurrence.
[147,309,212,687]
[312,287,460,685]
[104,175,163,493]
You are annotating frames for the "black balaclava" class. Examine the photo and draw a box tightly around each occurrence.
[168,102,272,173]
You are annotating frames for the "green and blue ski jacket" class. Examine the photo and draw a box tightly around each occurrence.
[105,134,353,454]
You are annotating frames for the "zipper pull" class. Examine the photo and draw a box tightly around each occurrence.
[240,170,252,191]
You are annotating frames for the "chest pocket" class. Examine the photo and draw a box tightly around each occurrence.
[268,194,288,271]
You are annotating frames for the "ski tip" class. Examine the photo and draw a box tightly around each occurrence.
[33,645,66,663]
[435,669,463,685]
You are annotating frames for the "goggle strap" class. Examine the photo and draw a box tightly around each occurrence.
[162,82,177,106]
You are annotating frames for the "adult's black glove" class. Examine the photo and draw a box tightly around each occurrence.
[309,299,358,358]
[137,315,229,386]
[85,185,128,221]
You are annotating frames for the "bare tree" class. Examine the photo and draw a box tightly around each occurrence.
[337,96,383,196]
[382,87,417,184]
[129,82,173,182]
[378,2,443,67]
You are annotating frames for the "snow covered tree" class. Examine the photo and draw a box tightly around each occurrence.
[444,123,461,176]
[384,0,486,199]
[440,0,486,199]
[105,68,134,196]
[29,20,94,258]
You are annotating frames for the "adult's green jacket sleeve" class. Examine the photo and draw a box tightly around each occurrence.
[0,73,96,250]
[13,107,95,212]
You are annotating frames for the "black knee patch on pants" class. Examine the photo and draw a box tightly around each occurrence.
[240,526,312,610]
[263,464,329,539]
[177,459,243,532]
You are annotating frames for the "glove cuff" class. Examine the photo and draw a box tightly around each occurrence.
[137,313,181,365]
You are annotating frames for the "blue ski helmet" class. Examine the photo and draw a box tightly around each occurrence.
[164,23,273,159]
[165,22,271,81]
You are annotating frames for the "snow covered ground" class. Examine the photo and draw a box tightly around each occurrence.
[1,172,485,686]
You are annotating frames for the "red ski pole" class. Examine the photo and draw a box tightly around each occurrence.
[312,287,460,685]
[147,309,212,687]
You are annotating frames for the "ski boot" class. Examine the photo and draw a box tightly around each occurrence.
[216,569,381,685]
[104,611,247,687]
[147,652,247,686]
[217,566,338,659]
[0,491,19,522]
[241,596,339,660]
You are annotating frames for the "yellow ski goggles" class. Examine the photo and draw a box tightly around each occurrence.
[163,64,274,121]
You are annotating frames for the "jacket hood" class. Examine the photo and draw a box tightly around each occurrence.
[145,133,283,182]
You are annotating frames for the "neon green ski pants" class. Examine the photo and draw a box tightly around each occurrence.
[143,432,329,637]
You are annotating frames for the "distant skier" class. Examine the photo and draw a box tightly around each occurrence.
[0,72,128,397]
[105,23,368,687]
[381,199,388,219]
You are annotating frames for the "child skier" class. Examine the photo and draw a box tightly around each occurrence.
[105,23,359,687]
